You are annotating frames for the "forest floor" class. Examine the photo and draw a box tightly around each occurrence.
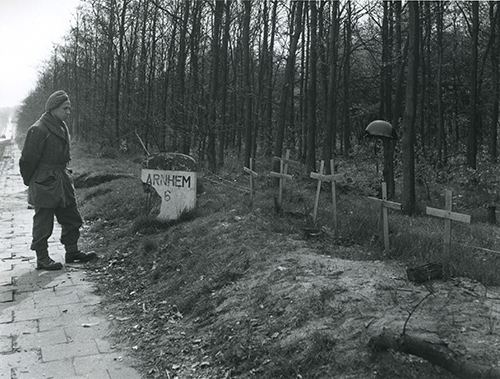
[70,143,500,378]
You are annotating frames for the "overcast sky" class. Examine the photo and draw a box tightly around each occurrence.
[0,0,80,108]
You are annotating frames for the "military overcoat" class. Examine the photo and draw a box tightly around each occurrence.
[19,112,76,208]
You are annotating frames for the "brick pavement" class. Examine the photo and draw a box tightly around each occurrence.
[0,141,142,378]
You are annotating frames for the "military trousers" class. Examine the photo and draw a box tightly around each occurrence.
[30,205,83,254]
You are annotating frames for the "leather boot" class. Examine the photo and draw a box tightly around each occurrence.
[65,251,97,263]
[36,250,63,270]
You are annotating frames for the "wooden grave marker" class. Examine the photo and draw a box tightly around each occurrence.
[243,157,258,204]
[310,159,343,231]
[368,182,401,252]
[270,149,295,210]
[426,190,471,257]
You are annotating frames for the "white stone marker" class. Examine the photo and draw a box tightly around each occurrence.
[141,169,197,221]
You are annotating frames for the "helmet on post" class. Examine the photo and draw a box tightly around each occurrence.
[365,120,397,139]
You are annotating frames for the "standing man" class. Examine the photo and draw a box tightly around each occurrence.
[19,90,96,270]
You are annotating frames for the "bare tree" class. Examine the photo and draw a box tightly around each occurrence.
[243,0,253,167]
[402,1,419,215]
[274,1,304,168]
[208,0,225,171]
[342,0,352,156]
[114,0,129,146]
[381,0,395,198]
[305,1,318,172]
[436,1,447,164]
[467,1,479,169]
[323,1,340,169]
[490,2,500,162]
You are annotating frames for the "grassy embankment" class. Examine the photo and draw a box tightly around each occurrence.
[70,142,500,378]
[72,143,500,284]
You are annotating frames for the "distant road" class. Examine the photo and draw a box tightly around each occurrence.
[0,106,17,141]
[0,119,12,142]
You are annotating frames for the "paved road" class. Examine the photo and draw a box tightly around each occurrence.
[0,141,141,378]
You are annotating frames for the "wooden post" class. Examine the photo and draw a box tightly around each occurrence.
[310,158,343,231]
[426,190,471,257]
[443,191,452,256]
[279,150,288,206]
[243,157,258,205]
[330,159,338,233]
[367,182,402,252]
[270,149,294,210]
[381,182,389,250]
[312,161,325,223]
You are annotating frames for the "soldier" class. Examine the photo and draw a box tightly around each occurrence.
[19,90,96,270]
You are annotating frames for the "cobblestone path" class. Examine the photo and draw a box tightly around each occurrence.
[0,141,141,378]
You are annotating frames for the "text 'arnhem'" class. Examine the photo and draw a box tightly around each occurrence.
[145,173,192,188]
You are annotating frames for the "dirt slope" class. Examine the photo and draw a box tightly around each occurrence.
[75,166,500,378]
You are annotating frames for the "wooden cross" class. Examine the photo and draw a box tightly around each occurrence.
[310,159,343,231]
[367,182,401,252]
[243,157,258,205]
[426,190,471,257]
[270,149,294,210]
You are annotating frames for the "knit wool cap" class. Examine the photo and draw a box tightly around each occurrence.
[45,90,70,112]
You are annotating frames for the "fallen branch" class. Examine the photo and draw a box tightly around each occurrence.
[369,330,500,379]
[402,292,433,336]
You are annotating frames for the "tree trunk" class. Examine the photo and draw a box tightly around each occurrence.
[208,0,224,171]
[72,15,81,141]
[147,10,158,150]
[187,1,203,156]
[243,0,253,167]
[299,4,308,162]
[380,1,391,119]
[437,1,447,164]
[490,2,500,162]
[305,1,318,172]
[402,1,419,215]
[418,1,431,154]
[467,2,479,169]
[264,0,277,156]
[137,0,149,148]
[342,0,352,157]
[392,0,406,130]
[323,1,339,170]
[177,1,190,154]
[381,0,395,198]
[115,0,128,147]
[217,0,231,165]
[102,0,116,143]
[318,1,328,154]
[274,1,304,171]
